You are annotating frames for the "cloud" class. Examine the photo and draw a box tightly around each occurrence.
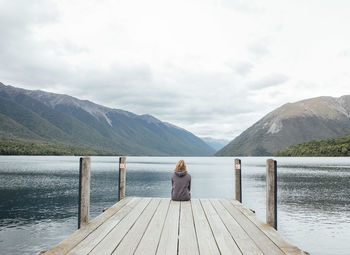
[339,49,350,57]
[247,39,270,58]
[1,0,350,140]
[247,73,289,90]
[0,0,72,87]
[231,61,254,76]
[220,0,264,13]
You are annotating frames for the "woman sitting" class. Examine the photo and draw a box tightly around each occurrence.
[171,160,191,201]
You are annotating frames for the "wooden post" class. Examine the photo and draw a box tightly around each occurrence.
[78,157,90,229]
[234,158,242,203]
[118,156,126,201]
[266,159,277,230]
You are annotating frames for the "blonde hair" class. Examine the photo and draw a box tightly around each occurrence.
[174,160,187,171]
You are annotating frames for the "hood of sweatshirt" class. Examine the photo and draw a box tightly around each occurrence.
[174,170,187,177]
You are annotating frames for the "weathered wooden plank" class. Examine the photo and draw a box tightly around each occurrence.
[210,199,263,255]
[221,199,285,255]
[47,197,306,255]
[231,201,306,255]
[134,198,170,255]
[156,200,180,255]
[112,198,161,254]
[45,196,133,255]
[78,157,90,229]
[201,199,242,255]
[191,199,220,255]
[178,201,199,255]
[67,197,141,255]
[89,197,151,255]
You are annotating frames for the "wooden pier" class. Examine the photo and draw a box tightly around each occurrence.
[44,157,307,255]
[46,197,306,255]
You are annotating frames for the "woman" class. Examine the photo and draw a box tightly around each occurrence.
[171,159,191,201]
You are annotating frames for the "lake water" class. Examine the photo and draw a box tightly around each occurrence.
[0,156,349,255]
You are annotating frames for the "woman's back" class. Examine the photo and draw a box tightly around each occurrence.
[171,170,191,201]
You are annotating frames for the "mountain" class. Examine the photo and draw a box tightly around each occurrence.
[275,135,350,157]
[216,96,350,156]
[201,137,230,151]
[0,82,215,156]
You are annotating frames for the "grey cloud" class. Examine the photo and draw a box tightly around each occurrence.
[0,1,65,86]
[220,0,264,14]
[0,0,84,88]
[59,63,183,114]
[0,0,295,141]
[247,73,289,90]
[157,94,262,125]
[339,49,350,57]
[0,0,59,45]
[183,110,268,140]
[60,63,269,133]
[0,0,58,28]
[67,64,259,126]
[247,40,270,58]
[231,61,254,76]
[52,41,90,56]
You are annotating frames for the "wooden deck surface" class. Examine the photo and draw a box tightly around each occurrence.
[45,197,306,255]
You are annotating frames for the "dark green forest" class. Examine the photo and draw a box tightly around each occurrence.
[275,135,350,156]
[0,138,115,156]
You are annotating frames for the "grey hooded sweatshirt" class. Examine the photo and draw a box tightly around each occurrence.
[171,170,191,201]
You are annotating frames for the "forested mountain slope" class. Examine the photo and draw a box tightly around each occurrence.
[0,82,214,156]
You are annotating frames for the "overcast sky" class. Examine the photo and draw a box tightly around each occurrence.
[1,0,349,140]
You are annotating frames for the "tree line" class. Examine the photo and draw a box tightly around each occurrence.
[275,135,350,157]
[0,138,116,156]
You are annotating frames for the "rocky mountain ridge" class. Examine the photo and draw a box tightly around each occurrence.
[216,95,350,156]
[0,82,215,156]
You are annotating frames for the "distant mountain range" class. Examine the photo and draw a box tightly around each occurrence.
[0,82,215,156]
[216,96,350,156]
[200,137,230,151]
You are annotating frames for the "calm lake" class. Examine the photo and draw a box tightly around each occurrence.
[0,156,349,255]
